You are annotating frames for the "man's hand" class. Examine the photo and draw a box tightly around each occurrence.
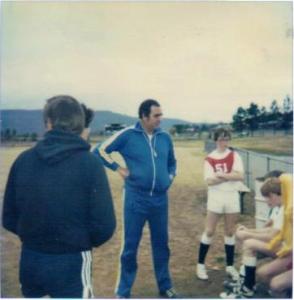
[117,167,130,180]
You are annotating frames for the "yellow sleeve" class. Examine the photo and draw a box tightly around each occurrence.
[267,174,293,257]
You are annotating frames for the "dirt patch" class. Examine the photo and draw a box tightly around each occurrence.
[1,145,262,298]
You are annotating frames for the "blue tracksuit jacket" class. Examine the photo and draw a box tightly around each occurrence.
[93,121,176,197]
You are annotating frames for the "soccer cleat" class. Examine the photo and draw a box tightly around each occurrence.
[226,266,240,281]
[196,263,208,280]
[159,288,180,298]
[223,279,242,291]
[220,285,254,299]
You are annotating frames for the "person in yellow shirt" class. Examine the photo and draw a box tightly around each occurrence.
[256,174,293,297]
[220,174,292,298]
[265,174,292,257]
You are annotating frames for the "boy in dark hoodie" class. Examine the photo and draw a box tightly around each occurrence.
[2,95,116,298]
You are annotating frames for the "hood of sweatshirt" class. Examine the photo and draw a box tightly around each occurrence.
[35,129,91,165]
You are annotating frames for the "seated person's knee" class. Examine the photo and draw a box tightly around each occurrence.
[270,277,283,293]
[243,239,257,255]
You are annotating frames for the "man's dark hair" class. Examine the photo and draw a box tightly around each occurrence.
[43,95,85,135]
[138,99,160,119]
[261,177,282,197]
[81,103,95,128]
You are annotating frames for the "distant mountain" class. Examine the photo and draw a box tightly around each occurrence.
[1,110,45,135]
[1,109,191,135]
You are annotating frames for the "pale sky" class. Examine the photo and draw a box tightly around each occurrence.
[0,1,292,122]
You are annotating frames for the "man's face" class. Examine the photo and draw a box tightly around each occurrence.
[266,193,282,208]
[143,106,163,130]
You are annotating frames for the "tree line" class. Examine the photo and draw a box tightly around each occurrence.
[232,95,293,134]
[1,129,38,142]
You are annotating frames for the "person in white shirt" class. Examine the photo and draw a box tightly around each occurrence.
[233,170,284,281]
[196,128,244,281]
[236,205,284,243]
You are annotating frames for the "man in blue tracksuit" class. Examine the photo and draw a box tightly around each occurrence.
[93,99,178,298]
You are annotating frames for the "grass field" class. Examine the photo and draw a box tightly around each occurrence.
[231,135,293,156]
[0,136,290,298]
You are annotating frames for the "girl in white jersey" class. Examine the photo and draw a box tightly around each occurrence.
[196,128,244,281]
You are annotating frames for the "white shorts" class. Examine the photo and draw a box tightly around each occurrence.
[207,189,240,214]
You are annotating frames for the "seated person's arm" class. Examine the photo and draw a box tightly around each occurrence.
[246,228,280,242]
[236,223,278,242]
[264,219,273,227]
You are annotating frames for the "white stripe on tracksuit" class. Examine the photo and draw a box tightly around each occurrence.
[81,251,94,298]
[99,126,135,165]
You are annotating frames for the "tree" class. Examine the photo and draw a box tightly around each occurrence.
[11,129,17,141]
[269,100,281,121]
[259,106,267,123]
[232,107,247,132]
[270,100,280,115]
[281,95,293,130]
[31,132,38,141]
[245,103,260,135]
[283,95,292,114]
[4,128,11,141]
[268,100,283,129]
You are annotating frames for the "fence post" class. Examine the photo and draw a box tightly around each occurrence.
[267,157,270,173]
[246,151,250,187]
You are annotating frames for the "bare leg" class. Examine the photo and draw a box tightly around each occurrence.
[243,239,276,258]
[204,211,222,238]
[257,254,292,283]
[270,270,292,295]
[224,213,238,237]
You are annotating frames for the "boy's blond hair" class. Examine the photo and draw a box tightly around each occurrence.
[260,177,282,197]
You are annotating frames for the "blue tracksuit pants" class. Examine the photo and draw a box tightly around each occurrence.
[115,187,172,298]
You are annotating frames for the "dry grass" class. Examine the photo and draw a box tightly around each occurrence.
[0,141,257,298]
[231,135,293,156]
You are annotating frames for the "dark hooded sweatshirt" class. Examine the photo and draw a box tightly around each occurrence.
[2,130,116,254]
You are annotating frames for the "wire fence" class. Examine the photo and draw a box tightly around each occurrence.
[236,148,293,190]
